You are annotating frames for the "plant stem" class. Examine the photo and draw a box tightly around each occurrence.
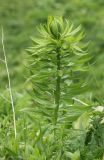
[1,27,17,139]
[54,47,61,125]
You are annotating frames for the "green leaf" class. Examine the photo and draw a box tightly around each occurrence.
[73,112,91,130]
[65,150,80,160]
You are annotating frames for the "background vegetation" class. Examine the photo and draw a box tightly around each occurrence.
[0,0,104,98]
[0,0,104,159]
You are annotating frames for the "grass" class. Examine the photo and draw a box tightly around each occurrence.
[1,27,17,139]
[0,0,104,159]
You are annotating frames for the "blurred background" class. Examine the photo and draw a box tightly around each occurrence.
[0,0,104,101]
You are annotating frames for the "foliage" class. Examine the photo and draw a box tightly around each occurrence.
[0,0,104,159]
[0,0,104,99]
[26,16,104,159]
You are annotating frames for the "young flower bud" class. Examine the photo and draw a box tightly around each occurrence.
[50,17,63,39]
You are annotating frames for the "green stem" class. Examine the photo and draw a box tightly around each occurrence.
[54,47,61,125]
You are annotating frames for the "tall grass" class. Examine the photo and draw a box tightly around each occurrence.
[1,27,17,139]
